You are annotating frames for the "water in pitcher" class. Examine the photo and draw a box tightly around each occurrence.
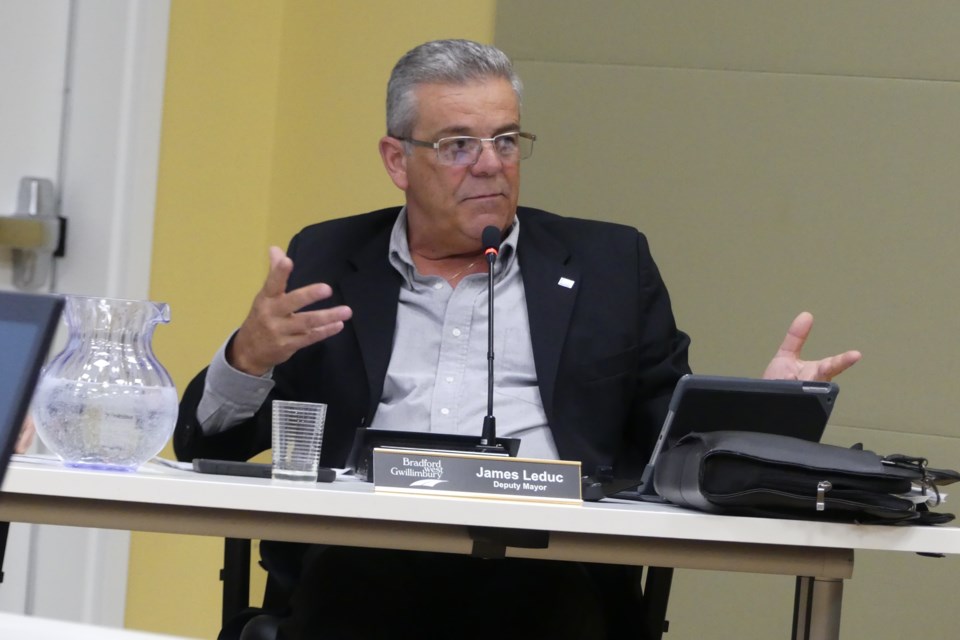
[34,377,178,471]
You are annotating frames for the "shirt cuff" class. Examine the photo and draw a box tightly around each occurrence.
[196,334,275,435]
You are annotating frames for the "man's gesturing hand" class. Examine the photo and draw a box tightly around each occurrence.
[228,247,353,376]
[762,311,861,382]
[15,415,35,454]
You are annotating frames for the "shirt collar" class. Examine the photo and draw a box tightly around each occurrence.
[388,207,520,288]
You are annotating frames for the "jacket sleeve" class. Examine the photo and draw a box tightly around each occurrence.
[173,366,274,462]
[622,231,692,474]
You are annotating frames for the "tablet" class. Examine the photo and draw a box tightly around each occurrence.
[0,291,64,487]
[633,374,839,499]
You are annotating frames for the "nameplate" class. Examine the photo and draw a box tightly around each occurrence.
[373,448,582,504]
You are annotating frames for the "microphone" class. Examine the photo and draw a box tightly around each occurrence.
[480,225,500,447]
[344,224,519,480]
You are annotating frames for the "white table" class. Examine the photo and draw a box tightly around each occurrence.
[0,611,198,640]
[2,456,959,639]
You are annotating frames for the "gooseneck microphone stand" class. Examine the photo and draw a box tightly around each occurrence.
[479,225,500,447]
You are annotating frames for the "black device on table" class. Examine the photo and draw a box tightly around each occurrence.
[193,458,337,483]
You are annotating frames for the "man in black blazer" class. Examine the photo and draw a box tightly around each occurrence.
[175,205,691,480]
[175,39,860,639]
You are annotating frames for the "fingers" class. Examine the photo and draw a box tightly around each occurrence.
[285,305,353,336]
[815,350,863,381]
[779,312,862,381]
[261,246,294,298]
[231,303,353,375]
[16,415,36,454]
[229,247,353,375]
[281,312,352,353]
[232,299,353,375]
[280,282,335,316]
[262,248,339,315]
[763,312,862,382]
[774,311,814,358]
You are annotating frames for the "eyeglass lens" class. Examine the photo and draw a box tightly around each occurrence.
[438,133,533,165]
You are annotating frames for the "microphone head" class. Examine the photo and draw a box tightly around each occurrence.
[482,226,501,255]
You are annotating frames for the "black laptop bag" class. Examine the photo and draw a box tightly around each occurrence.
[653,430,959,525]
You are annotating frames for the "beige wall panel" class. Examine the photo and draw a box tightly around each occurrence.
[665,570,792,638]
[515,60,960,439]
[497,3,960,637]
[498,0,960,81]
[668,550,960,638]
[824,425,960,472]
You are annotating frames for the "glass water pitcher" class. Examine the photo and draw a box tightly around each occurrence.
[33,295,178,471]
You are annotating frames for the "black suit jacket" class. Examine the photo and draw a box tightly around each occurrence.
[175,206,690,478]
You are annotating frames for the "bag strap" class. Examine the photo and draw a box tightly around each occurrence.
[881,454,960,507]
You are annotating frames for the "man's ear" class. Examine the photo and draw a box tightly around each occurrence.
[379,136,409,190]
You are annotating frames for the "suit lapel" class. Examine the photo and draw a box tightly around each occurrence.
[340,229,400,422]
[517,215,580,425]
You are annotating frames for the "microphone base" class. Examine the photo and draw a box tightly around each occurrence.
[347,428,521,482]
[474,442,511,456]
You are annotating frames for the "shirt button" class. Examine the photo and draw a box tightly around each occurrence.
[440,408,450,415]
[433,282,443,290]
[445,376,454,383]
[452,328,462,337]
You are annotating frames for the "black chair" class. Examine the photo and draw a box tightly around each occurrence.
[217,536,674,640]
[219,538,303,640]
[3,525,673,639]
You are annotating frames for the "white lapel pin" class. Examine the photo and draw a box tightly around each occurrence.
[558,277,575,289]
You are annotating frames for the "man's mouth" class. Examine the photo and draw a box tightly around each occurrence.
[463,192,502,201]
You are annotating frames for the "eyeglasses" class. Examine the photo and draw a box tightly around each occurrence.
[400,131,536,166]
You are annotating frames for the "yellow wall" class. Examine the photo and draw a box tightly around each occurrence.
[267,1,498,244]
[133,1,495,636]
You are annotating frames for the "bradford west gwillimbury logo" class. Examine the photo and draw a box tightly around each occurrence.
[390,456,447,487]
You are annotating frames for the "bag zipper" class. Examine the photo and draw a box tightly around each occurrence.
[816,480,832,511]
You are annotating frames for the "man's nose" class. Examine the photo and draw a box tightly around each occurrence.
[470,140,504,173]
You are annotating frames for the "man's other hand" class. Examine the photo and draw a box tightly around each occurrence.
[763,311,861,382]
[228,247,353,376]
[16,415,36,454]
